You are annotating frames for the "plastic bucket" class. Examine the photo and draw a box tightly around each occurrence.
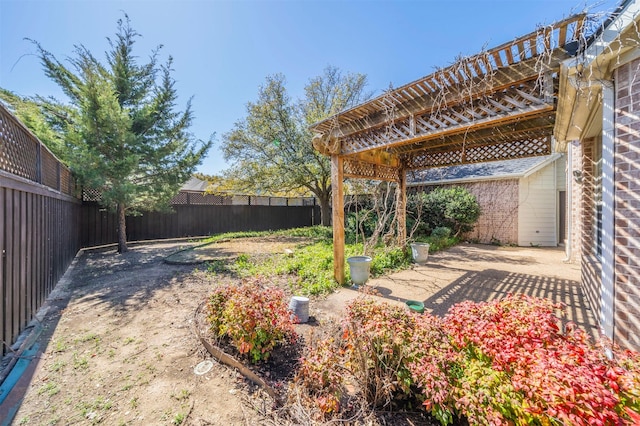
[410,243,430,263]
[288,296,309,323]
[347,256,372,285]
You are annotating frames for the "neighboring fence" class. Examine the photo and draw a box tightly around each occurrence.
[81,202,321,247]
[1,104,82,357]
[169,191,317,207]
[81,189,320,247]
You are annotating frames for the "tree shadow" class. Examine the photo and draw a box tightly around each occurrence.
[0,243,206,420]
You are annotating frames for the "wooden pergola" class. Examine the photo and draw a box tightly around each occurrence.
[310,15,587,284]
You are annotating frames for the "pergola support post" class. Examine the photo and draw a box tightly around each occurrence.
[396,168,407,246]
[331,155,345,285]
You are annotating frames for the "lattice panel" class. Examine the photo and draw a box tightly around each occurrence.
[406,135,551,169]
[60,167,72,195]
[341,79,551,155]
[170,192,188,204]
[311,14,584,136]
[1,104,79,196]
[41,148,59,190]
[188,193,225,205]
[344,158,400,181]
[0,107,40,181]
[232,195,250,205]
[82,188,103,202]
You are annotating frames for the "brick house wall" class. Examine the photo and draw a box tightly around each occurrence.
[415,180,519,245]
[580,136,603,331]
[463,180,519,245]
[613,58,640,349]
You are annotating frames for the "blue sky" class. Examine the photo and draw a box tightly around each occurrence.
[0,0,619,175]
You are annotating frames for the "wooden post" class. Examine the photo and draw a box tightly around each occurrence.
[331,155,345,285]
[396,168,407,246]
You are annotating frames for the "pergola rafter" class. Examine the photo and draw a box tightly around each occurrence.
[309,14,587,284]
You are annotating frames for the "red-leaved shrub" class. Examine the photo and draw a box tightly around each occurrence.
[442,294,636,425]
[206,279,297,363]
[291,337,346,419]
[289,295,640,425]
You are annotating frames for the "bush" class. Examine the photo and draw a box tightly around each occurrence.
[442,295,633,425]
[206,279,297,363]
[290,296,640,425]
[431,226,451,239]
[343,299,417,408]
[290,337,346,419]
[408,187,480,237]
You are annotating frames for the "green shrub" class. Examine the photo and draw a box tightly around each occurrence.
[431,226,451,239]
[408,187,480,237]
[206,279,297,363]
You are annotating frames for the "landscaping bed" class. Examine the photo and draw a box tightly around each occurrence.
[8,233,426,425]
[9,232,639,425]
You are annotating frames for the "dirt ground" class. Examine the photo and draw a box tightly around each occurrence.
[3,238,595,425]
[7,240,280,426]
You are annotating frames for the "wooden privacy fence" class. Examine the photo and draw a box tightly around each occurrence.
[81,202,321,247]
[1,104,82,357]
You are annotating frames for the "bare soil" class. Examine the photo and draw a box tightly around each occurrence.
[9,238,440,426]
[8,238,590,426]
[11,240,280,426]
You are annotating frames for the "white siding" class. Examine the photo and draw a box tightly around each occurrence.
[518,163,558,246]
[556,155,567,191]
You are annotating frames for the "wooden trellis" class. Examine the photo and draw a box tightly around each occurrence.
[310,14,587,284]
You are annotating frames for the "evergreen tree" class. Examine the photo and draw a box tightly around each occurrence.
[33,16,212,252]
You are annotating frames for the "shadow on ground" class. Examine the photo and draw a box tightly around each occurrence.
[373,267,597,339]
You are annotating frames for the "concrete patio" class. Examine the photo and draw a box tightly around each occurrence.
[315,243,598,339]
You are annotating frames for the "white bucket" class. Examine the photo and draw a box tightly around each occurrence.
[347,256,372,285]
[410,243,430,263]
[288,296,309,323]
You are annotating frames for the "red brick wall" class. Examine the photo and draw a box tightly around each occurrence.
[613,59,640,349]
[414,180,519,245]
[581,137,602,326]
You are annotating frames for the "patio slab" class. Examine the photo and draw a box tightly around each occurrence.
[313,243,598,338]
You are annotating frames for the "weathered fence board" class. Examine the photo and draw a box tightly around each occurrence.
[1,175,82,357]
